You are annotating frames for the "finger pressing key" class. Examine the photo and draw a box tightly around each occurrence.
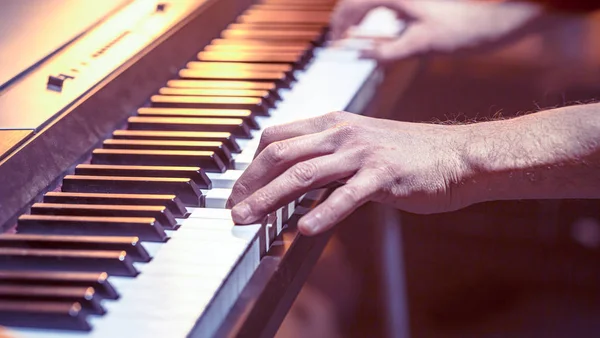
[231,152,360,224]
[228,128,341,208]
[297,169,380,235]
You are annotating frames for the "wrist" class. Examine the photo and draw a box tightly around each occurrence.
[452,119,525,206]
[455,113,582,204]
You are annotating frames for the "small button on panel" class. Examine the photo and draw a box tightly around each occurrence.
[47,74,75,92]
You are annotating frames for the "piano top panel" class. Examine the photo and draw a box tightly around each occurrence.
[0,0,207,130]
[0,0,131,89]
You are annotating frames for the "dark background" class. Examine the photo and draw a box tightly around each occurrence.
[278,8,600,338]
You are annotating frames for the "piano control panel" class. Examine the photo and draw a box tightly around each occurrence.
[0,0,208,130]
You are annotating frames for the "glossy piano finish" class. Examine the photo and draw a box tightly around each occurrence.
[0,0,254,230]
[0,130,32,162]
[0,0,130,89]
[0,0,209,130]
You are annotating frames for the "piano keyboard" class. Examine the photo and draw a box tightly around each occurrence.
[0,0,399,336]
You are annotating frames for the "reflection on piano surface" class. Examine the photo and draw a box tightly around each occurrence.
[0,0,399,337]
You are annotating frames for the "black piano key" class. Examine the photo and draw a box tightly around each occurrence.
[240,10,331,25]
[197,51,302,66]
[137,107,260,129]
[92,148,226,173]
[112,129,241,153]
[249,4,334,12]
[157,87,276,107]
[186,61,293,73]
[209,38,312,49]
[177,68,288,82]
[220,29,322,42]
[182,62,295,88]
[76,163,212,190]
[101,139,233,169]
[0,248,138,277]
[32,201,178,230]
[206,38,313,51]
[0,271,119,300]
[150,94,270,115]
[0,285,105,315]
[0,233,151,262]
[224,22,327,45]
[259,0,337,4]
[203,43,313,65]
[227,22,327,32]
[166,79,279,100]
[178,69,290,89]
[127,116,252,139]
[63,174,207,205]
[0,301,90,331]
[259,0,336,3]
[44,192,189,217]
[18,214,168,243]
[207,38,313,53]
[257,0,337,5]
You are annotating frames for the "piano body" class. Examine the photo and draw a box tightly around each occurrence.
[0,0,405,337]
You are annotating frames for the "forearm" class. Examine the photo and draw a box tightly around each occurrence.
[460,103,600,203]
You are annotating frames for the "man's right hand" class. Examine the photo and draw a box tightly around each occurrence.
[330,0,543,62]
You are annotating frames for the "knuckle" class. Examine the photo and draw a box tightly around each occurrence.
[335,123,359,137]
[248,191,271,213]
[259,126,278,146]
[290,161,318,186]
[332,124,364,149]
[357,145,372,158]
[372,167,394,191]
[325,111,349,124]
[232,180,250,199]
[264,141,287,165]
[337,185,361,204]
[316,202,338,224]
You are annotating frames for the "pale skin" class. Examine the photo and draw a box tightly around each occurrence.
[330,0,544,61]
[227,0,600,235]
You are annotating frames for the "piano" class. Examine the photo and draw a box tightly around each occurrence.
[0,0,403,337]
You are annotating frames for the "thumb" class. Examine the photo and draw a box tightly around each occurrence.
[361,24,434,62]
[330,1,377,40]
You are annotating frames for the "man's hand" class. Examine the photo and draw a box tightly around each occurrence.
[331,0,543,62]
[227,112,474,235]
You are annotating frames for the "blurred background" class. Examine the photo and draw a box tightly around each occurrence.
[277,6,600,338]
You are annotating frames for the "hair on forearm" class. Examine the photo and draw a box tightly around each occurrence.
[425,99,598,126]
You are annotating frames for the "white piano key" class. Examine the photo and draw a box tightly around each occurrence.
[206,169,244,188]
[233,150,254,170]
[276,207,283,234]
[187,207,232,219]
[235,138,250,149]
[186,207,279,254]
[202,188,232,208]
[254,115,271,130]
[99,222,263,336]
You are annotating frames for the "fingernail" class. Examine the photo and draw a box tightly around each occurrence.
[300,214,320,235]
[232,203,252,223]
